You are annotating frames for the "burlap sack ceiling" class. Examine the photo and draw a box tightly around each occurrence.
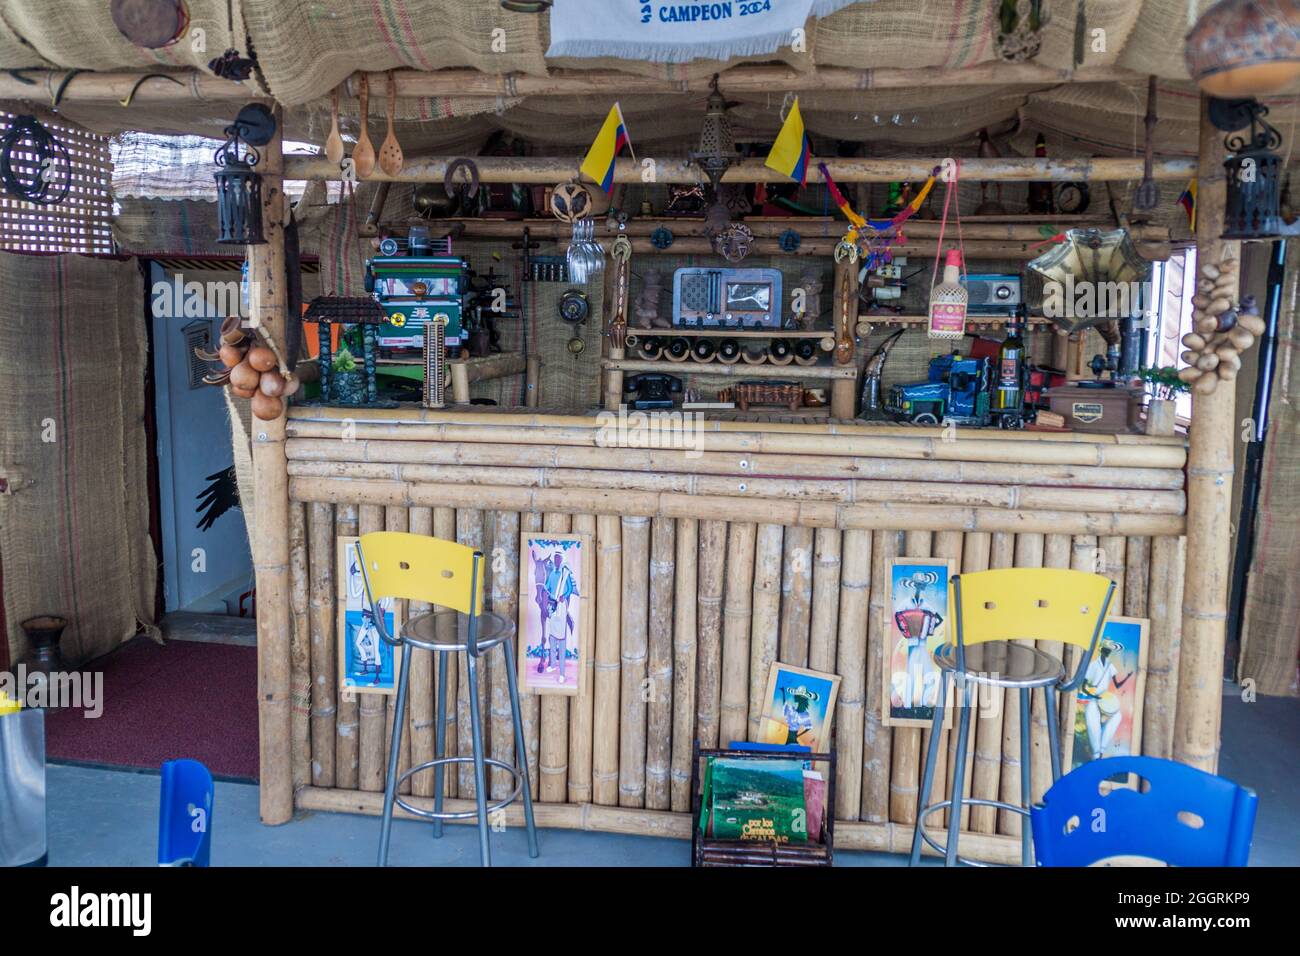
[3,0,1298,163]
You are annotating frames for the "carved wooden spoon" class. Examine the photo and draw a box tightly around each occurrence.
[378,71,404,176]
[353,74,375,179]
[325,85,344,165]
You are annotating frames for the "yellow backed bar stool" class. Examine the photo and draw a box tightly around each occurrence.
[909,567,1114,867]
[356,531,538,867]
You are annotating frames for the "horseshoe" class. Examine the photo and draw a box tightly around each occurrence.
[444,158,480,199]
[834,239,859,264]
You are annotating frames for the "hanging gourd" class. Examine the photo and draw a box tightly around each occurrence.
[1185,0,1300,98]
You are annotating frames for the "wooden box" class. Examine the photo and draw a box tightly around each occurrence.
[1047,385,1142,434]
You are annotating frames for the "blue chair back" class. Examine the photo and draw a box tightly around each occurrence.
[158,759,214,866]
[1031,756,1257,867]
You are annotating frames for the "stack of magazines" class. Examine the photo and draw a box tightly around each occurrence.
[698,747,827,845]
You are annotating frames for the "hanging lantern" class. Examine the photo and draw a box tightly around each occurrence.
[1211,97,1296,240]
[690,75,737,193]
[214,104,276,245]
[1185,0,1300,98]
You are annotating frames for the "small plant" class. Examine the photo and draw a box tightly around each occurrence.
[1139,366,1191,401]
[331,347,358,374]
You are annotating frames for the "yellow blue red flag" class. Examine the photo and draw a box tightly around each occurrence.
[581,103,633,193]
[1178,179,1197,232]
[765,98,812,185]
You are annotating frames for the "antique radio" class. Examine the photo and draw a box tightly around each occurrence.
[672,267,783,329]
[366,232,467,352]
[963,273,1022,315]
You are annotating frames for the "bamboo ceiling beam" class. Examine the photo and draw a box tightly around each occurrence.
[0,62,1144,106]
[285,155,1196,184]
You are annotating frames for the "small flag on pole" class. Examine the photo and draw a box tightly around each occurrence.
[581,103,634,193]
[765,97,812,185]
[1178,179,1197,232]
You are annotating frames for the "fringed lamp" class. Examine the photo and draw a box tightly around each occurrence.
[214,103,276,245]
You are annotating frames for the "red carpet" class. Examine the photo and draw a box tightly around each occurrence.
[45,636,259,780]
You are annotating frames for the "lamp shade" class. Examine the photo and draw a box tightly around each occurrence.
[1185,0,1300,97]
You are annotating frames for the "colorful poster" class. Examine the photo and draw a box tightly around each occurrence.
[1064,616,1150,773]
[757,663,840,752]
[336,537,401,695]
[883,557,954,728]
[519,532,592,696]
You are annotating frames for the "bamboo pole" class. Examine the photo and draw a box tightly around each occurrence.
[357,504,387,793]
[861,529,897,824]
[287,476,1186,537]
[720,522,757,747]
[1144,536,1187,759]
[569,513,598,804]
[696,520,727,749]
[1125,536,1152,619]
[834,528,871,821]
[540,513,572,802]
[289,501,312,792]
[670,518,699,812]
[1175,95,1241,774]
[455,508,487,796]
[947,531,989,830]
[592,514,622,805]
[406,506,436,797]
[435,506,460,799]
[1030,534,1072,802]
[385,506,412,795]
[928,530,963,827]
[619,515,651,808]
[286,153,1196,185]
[450,362,471,404]
[970,533,1012,834]
[335,504,359,789]
[889,531,931,826]
[998,532,1044,836]
[779,525,815,667]
[1062,535,1101,753]
[489,510,520,800]
[249,108,294,825]
[1100,535,1128,612]
[525,355,541,408]
[808,528,842,675]
[307,502,337,788]
[646,517,676,811]
[748,524,785,745]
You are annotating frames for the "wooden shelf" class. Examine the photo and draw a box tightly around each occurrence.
[603,358,857,380]
[858,313,1056,329]
[628,328,833,340]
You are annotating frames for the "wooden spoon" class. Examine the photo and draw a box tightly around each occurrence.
[378,71,404,176]
[353,74,375,179]
[325,85,344,165]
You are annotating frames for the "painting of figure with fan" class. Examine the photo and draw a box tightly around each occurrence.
[884,557,954,728]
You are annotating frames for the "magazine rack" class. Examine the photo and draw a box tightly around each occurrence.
[690,742,836,867]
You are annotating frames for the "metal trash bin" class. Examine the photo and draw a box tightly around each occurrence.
[0,694,46,867]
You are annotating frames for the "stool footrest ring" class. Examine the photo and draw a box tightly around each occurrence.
[393,756,526,821]
[915,797,1029,868]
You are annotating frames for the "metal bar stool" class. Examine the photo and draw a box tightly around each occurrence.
[356,531,539,867]
[909,567,1114,867]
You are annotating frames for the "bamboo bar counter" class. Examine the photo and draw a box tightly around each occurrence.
[282,404,1188,864]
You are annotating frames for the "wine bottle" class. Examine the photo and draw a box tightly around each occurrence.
[994,305,1027,416]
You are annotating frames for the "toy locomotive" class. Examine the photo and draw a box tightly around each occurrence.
[886,353,1018,427]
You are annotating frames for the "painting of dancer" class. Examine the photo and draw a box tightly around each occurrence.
[518,532,591,696]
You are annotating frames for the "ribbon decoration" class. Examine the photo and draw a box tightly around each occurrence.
[819,162,940,265]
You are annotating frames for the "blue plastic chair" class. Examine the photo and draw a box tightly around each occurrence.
[1030,756,1257,867]
[158,759,214,866]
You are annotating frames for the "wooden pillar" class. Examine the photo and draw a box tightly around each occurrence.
[830,259,859,420]
[525,355,541,407]
[603,254,626,411]
[249,108,294,824]
[1174,95,1241,773]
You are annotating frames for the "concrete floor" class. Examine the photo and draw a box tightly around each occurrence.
[43,687,1298,867]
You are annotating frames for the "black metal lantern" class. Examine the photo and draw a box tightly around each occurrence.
[1212,97,1299,240]
[214,103,276,245]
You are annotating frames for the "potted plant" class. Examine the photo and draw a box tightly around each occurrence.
[1138,366,1190,432]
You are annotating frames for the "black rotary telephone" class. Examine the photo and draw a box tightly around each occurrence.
[624,373,682,410]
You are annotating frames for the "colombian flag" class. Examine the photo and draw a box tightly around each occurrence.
[581,103,633,194]
[765,98,812,185]
[1178,179,1197,232]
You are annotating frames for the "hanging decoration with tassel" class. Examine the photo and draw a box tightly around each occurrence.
[818,162,939,267]
[926,161,969,340]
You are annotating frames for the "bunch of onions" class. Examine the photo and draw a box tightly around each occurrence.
[201,316,300,420]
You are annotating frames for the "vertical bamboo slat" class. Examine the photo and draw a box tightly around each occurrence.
[1030,533,1072,802]
[307,502,336,788]
[670,518,698,812]
[569,513,598,803]
[619,515,651,808]
[592,514,622,805]
[1063,535,1101,747]
[998,532,1043,836]
[720,522,757,747]
[808,528,842,675]
[1145,535,1187,758]
[289,501,312,791]
[406,506,435,797]
[748,524,784,740]
[1125,536,1151,618]
[889,531,931,825]
[385,506,412,794]
[779,525,814,666]
[950,531,989,830]
[1101,535,1128,611]
[834,528,871,820]
[928,530,962,826]
[645,516,676,810]
[695,520,727,749]
[489,510,520,799]
[539,513,572,802]
[356,505,387,793]
[434,506,459,799]
[335,504,359,790]
[970,532,1012,833]
[455,508,486,796]
[861,529,897,824]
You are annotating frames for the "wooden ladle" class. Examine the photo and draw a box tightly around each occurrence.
[353,74,375,179]
[379,71,404,176]
[325,85,344,165]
